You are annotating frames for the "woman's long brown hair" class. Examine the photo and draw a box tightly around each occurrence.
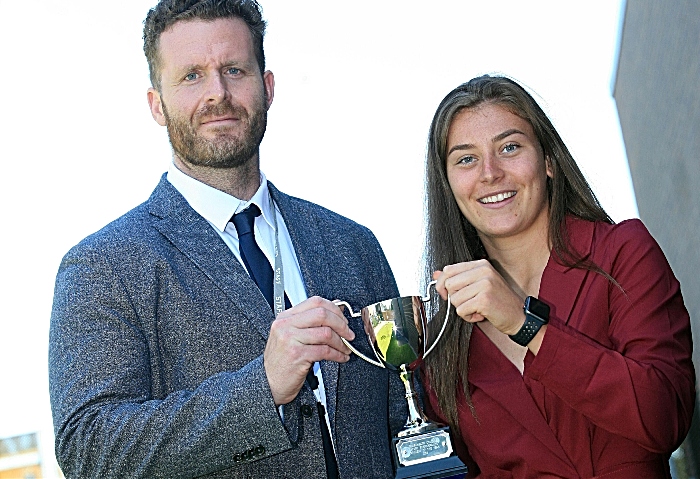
[423,75,613,436]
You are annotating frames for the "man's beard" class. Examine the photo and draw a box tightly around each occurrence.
[162,96,267,169]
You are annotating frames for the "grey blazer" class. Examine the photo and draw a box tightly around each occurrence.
[49,175,406,479]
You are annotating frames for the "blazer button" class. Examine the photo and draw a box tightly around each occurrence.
[301,404,313,418]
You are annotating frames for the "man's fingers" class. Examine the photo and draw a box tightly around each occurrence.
[278,296,343,318]
[276,298,355,340]
[271,319,353,355]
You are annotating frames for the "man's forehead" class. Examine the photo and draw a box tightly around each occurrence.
[158,17,252,57]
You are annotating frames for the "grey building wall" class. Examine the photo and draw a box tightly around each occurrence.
[613,0,700,473]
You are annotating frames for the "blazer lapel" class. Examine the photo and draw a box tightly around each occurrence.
[269,184,340,427]
[469,328,576,470]
[469,218,594,471]
[465,218,597,472]
[147,176,275,341]
[540,217,595,324]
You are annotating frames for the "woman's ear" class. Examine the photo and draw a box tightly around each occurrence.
[545,155,554,178]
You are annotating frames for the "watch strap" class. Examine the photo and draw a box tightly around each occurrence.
[509,296,550,347]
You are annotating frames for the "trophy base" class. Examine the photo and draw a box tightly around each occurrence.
[392,427,468,479]
[394,455,467,479]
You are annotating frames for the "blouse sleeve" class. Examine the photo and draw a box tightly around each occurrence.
[526,219,696,453]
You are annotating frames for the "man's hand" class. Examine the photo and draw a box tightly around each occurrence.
[264,296,355,405]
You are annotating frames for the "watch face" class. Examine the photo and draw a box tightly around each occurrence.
[527,297,550,320]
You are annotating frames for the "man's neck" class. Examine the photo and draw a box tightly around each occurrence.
[172,155,261,200]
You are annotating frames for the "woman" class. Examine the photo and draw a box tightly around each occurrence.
[421,75,695,478]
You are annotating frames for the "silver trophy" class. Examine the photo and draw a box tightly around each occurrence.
[334,281,467,479]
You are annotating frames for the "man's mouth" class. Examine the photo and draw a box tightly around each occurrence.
[201,115,237,125]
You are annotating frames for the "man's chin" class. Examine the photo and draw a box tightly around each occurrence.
[175,150,256,170]
[197,124,239,137]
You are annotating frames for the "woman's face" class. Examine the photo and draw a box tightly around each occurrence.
[445,103,552,244]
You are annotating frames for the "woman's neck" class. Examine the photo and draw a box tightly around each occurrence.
[481,220,551,298]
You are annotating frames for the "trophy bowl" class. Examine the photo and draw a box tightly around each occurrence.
[334,281,467,479]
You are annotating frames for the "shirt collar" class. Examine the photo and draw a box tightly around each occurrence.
[167,162,275,233]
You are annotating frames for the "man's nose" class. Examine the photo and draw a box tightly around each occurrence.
[204,74,230,104]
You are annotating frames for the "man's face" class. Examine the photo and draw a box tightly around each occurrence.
[148,17,274,169]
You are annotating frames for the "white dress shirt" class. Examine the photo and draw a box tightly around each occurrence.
[166,164,333,441]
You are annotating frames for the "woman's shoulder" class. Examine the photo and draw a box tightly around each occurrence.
[593,217,655,248]
[567,216,653,246]
[573,217,671,276]
[562,216,662,270]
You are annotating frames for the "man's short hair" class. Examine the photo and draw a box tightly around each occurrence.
[143,0,266,91]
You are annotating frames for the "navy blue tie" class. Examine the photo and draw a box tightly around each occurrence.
[230,204,339,479]
[231,205,275,310]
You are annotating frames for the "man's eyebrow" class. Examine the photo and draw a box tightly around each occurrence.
[173,59,249,73]
[172,63,201,75]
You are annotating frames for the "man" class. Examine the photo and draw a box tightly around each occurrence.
[48,1,405,478]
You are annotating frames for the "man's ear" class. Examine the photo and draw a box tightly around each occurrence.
[147,88,167,126]
[263,70,275,110]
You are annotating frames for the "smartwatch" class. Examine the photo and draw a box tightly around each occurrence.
[509,296,550,346]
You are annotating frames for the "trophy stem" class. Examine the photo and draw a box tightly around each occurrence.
[398,365,437,437]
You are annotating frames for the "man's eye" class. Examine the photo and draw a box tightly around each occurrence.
[227,67,241,75]
[184,72,198,81]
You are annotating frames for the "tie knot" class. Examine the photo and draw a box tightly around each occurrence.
[231,204,262,237]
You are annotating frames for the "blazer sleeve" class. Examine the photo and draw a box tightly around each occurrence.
[526,219,696,453]
[49,242,294,479]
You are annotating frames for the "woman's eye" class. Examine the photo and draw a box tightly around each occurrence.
[503,143,518,153]
[458,155,476,165]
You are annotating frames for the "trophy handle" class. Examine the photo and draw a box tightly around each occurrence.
[332,300,361,318]
[422,281,452,359]
[333,300,386,369]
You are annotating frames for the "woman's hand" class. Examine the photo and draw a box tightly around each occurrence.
[434,260,525,336]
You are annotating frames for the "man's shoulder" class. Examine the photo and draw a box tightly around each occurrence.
[66,176,181,256]
[67,201,156,258]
